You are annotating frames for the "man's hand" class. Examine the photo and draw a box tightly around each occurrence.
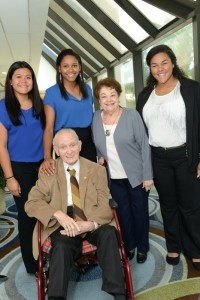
[76,221,95,234]
[60,220,95,236]
[53,210,80,237]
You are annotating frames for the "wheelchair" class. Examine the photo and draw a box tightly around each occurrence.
[37,199,134,300]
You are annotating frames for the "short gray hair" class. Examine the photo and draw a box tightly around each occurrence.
[53,128,79,147]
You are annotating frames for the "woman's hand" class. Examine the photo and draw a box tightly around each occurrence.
[98,157,107,167]
[39,158,55,176]
[197,162,200,178]
[142,180,154,192]
[6,177,21,197]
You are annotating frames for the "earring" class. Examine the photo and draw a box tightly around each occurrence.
[79,72,83,81]
[60,73,62,82]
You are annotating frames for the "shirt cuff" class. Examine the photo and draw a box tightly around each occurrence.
[93,221,99,230]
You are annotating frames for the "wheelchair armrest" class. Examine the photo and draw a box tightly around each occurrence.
[109,198,118,209]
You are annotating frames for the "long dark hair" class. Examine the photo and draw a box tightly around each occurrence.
[145,44,187,90]
[56,49,88,99]
[5,61,45,127]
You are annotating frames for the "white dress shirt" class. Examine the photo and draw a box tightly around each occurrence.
[63,160,80,206]
[63,160,98,230]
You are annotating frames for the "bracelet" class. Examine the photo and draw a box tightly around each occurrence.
[6,175,14,180]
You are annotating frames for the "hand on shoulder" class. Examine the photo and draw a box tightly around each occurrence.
[39,158,55,176]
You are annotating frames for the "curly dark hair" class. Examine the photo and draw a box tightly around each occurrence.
[5,61,45,127]
[93,77,122,99]
[56,48,88,99]
[145,44,187,90]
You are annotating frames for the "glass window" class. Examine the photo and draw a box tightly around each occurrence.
[97,72,108,82]
[114,57,135,109]
[65,0,128,54]
[50,1,115,63]
[86,79,93,90]
[142,23,194,85]
[129,0,175,29]
[93,0,148,43]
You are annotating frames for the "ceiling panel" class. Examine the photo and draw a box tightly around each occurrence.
[0,0,50,91]
[0,0,198,92]
[55,0,122,59]
[42,0,196,79]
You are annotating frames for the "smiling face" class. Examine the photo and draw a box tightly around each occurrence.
[10,68,33,97]
[98,86,120,114]
[54,130,82,166]
[150,52,174,85]
[58,55,81,83]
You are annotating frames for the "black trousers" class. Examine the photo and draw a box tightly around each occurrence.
[48,225,125,299]
[11,161,41,273]
[151,146,200,258]
[72,126,97,163]
[110,179,149,254]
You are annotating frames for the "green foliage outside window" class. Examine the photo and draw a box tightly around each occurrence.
[124,82,135,108]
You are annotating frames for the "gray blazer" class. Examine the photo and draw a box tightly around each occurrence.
[92,108,153,188]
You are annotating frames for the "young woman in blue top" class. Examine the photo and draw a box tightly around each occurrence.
[40,49,97,175]
[0,61,45,274]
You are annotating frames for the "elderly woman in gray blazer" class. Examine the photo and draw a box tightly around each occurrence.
[92,77,153,263]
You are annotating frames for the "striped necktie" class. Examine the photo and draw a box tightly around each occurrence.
[67,168,87,222]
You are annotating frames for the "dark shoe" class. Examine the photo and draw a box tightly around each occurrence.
[0,275,8,283]
[113,294,126,300]
[27,271,38,276]
[126,249,135,261]
[192,261,200,270]
[137,253,147,264]
[48,297,65,300]
[192,259,200,270]
[166,254,180,265]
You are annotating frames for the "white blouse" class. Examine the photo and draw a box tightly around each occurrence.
[143,81,186,148]
[103,124,127,179]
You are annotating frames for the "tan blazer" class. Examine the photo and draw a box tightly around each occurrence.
[25,157,114,259]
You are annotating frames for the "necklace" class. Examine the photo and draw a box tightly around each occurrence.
[105,127,113,137]
[103,108,121,136]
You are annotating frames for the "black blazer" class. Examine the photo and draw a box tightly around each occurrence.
[136,78,200,172]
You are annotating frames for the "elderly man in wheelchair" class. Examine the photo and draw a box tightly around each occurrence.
[25,128,127,300]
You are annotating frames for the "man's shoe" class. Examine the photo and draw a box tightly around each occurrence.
[137,253,147,264]
[166,254,180,265]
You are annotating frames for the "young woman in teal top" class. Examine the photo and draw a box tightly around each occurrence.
[0,61,45,274]
[40,49,97,176]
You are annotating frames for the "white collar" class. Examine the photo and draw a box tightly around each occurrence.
[63,160,80,173]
